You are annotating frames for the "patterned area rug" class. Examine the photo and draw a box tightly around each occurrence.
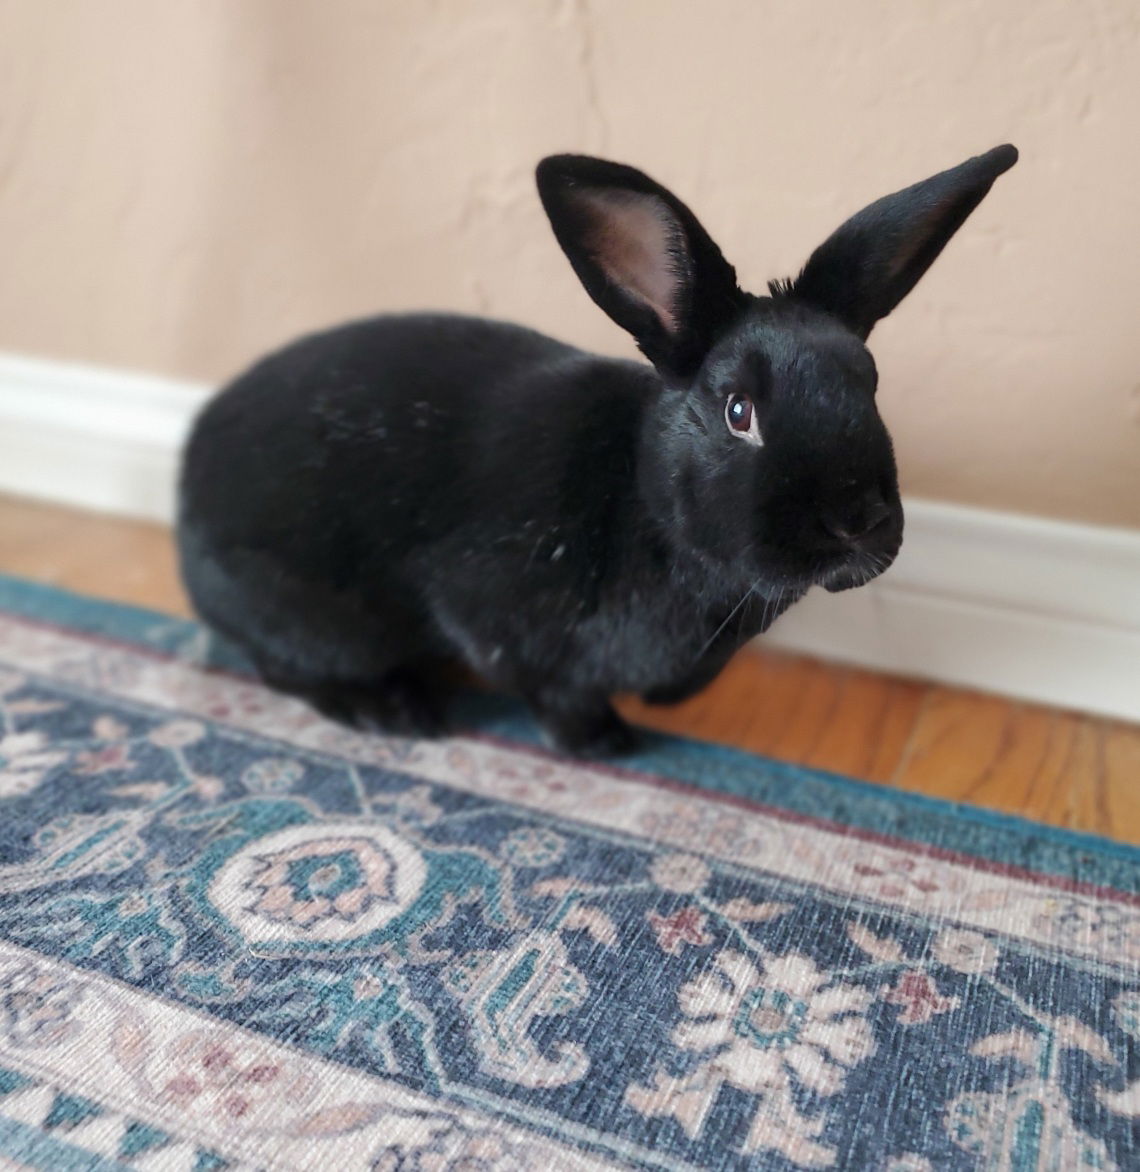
[0,575,1137,1172]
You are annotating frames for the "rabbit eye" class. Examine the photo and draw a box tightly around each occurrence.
[725,393,763,446]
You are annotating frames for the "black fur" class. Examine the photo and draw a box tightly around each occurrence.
[177,146,1017,755]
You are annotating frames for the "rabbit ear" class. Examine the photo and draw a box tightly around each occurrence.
[780,145,1018,339]
[537,155,747,377]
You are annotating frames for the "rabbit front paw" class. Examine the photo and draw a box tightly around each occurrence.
[263,670,447,739]
[531,694,638,759]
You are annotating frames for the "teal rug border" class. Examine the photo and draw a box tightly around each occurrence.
[0,1114,128,1172]
[2,572,1138,894]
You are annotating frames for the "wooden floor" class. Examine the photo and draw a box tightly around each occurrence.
[2,493,1137,844]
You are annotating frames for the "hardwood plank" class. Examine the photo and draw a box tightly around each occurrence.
[1092,723,1140,844]
[801,669,928,783]
[891,687,1139,841]
[0,495,188,615]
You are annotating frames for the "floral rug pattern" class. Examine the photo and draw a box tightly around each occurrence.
[0,580,1137,1170]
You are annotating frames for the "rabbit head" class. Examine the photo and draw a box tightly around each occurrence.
[537,145,1017,594]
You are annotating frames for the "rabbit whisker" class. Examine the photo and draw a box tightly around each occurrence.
[696,576,766,660]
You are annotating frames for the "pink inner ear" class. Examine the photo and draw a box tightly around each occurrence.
[579,190,685,335]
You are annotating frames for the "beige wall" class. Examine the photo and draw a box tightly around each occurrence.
[1,0,1137,526]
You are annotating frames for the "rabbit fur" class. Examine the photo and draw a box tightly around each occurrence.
[178,145,1018,755]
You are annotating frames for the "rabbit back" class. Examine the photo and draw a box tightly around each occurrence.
[177,312,662,689]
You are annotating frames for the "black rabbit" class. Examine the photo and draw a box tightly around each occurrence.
[178,145,1018,755]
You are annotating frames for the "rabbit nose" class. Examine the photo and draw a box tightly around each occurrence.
[821,491,892,543]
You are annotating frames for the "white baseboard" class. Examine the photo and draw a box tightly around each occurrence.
[760,502,1140,723]
[0,349,1137,722]
[0,352,211,522]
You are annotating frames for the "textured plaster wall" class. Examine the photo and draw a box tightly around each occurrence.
[0,0,1138,526]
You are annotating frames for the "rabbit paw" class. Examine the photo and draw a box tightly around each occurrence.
[535,698,638,759]
[282,673,446,739]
